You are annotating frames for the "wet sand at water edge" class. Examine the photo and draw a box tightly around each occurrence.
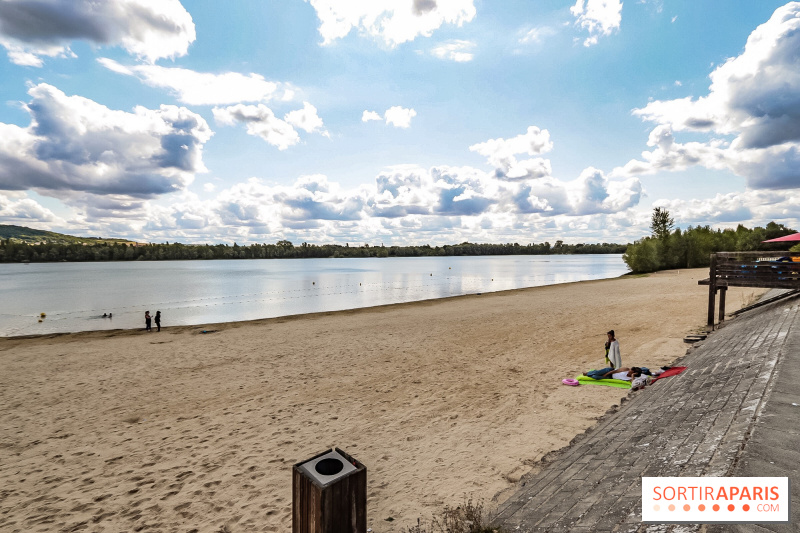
[0,268,763,532]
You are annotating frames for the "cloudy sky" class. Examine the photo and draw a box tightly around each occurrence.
[0,0,798,245]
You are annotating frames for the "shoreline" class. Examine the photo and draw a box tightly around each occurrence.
[0,268,764,532]
[1,254,627,339]
[1,271,632,343]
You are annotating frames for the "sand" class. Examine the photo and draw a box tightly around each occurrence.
[0,268,763,532]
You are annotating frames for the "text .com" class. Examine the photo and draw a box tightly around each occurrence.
[642,477,789,523]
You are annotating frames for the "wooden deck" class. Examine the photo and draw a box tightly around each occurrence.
[492,291,800,532]
[699,251,800,330]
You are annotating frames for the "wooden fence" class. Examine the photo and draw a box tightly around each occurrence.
[699,251,800,330]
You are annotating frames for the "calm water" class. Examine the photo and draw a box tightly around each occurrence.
[0,255,627,336]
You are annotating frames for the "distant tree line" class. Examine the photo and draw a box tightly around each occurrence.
[623,207,798,273]
[0,238,628,263]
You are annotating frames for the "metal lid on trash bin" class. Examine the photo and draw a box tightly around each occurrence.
[297,449,358,487]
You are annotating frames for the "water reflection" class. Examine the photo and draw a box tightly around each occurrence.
[0,255,627,336]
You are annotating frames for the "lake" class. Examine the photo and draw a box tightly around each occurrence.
[0,255,628,336]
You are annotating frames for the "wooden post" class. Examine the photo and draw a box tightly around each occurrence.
[718,286,727,324]
[293,448,367,533]
[707,254,717,331]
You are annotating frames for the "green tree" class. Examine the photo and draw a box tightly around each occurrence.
[623,238,660,273]
[764,221,794,240]
[650,207,674,240]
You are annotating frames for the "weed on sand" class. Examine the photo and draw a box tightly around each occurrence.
[405,499,503,533]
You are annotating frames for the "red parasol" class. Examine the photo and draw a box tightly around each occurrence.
[762,232,800,243]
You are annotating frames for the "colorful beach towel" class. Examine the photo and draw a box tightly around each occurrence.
[576,374,631,389]
[650,366,687,383]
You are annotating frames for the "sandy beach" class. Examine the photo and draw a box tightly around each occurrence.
[0,268,762,532]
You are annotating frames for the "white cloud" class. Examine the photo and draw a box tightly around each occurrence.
[569,167,641,215]
[469,126,554,180]
[519,26,557,45]
[635,2,800,149]
[213,102,328,149]
[98,59,281,106]
[370,164,497,217]
[430,39,475,62]
[277,175,366,222]
[620,3,800,190]
[470,126,554,163]
[635,97,709,130]
[213,104,299,150]
[2,116,647,244]
[281,87,297,101]
[613,124,729,176]
[362,110,382,122]
[31,153,644,245]
[570,0,623,47]
[0,0,195,66]
[6,50,43,67]
[3,43,75,67]
[504,158,553,180]
[140,175,369,240]
[305,0,476,47]
[362,107,417,127]
[653,190,800,228]
[0,84,212,199]
[0,193,60,223]
[383,106,417,128]
[370,163,641,220]
[285,102,329,136]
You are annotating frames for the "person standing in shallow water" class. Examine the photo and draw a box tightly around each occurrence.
[605,330,621,368]
[155,311,161,332]
[145,311,152,332]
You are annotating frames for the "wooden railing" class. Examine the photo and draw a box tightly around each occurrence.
[699,251,800,329]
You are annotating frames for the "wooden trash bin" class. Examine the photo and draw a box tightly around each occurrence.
[293,448,367,533]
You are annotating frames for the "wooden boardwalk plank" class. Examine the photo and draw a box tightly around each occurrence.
[493,297,800,532]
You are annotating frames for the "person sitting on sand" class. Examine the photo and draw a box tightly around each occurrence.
[583,367,641,381]
[605,330,621,368]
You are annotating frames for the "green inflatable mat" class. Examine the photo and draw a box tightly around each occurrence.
[576,373,632,389]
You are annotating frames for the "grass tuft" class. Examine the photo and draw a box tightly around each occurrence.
[405,499,503,533]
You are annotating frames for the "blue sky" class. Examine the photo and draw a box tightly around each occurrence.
[0,0,798,244]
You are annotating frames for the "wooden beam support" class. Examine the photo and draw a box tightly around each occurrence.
[701,252,799,327]
[707,254,717,331]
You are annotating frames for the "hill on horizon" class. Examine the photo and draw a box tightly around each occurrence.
[0,224,136,245]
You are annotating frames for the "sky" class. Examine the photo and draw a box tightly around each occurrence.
[0,0,798,245]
